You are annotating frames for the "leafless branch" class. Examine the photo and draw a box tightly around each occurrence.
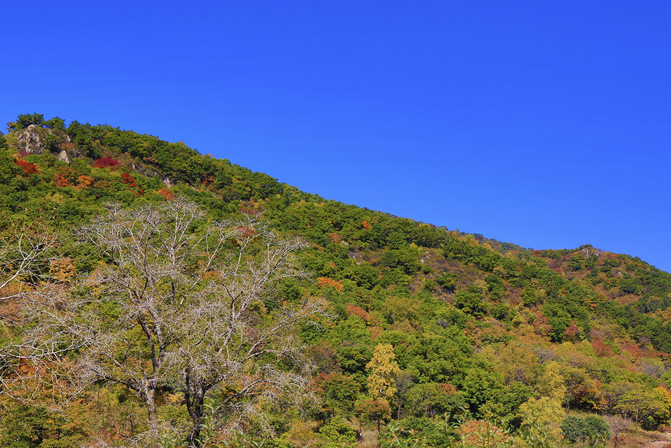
[11,198,323,447]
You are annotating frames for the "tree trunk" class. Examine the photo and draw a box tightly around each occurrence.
[145,386,158,433]
[185,369,206,448]
[187,424,203,448]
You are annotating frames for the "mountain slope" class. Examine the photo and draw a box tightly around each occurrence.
[1,114,670,447]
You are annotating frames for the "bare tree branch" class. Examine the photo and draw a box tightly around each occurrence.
[15,198,323,447]
[0,227,56,301]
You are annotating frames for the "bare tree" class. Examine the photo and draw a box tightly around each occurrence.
[0,227,56,300]
[604,415,631,448]
[0,226,59,398]
[23,198,323,447]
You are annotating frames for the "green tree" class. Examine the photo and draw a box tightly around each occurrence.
[561,415,610,446]
[315,372,361,418]
[380,247,421,275]
[0,131,8,151]
[0,405,49,448]
[435,272,457,292]
[615,386,669,430]
[568,254,585,271]
[7,113,45,131]
[318,417,358,448]
[584,416,611,445]
[453,289,487,318]
[384,296,422,328]
[45,116,66,130]
[405,383,463,421]
[460,366,504,416]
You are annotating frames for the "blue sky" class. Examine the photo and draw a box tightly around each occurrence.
[2,1,670,272]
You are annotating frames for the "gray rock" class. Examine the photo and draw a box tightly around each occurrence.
[16,125,45,154]
[58,150,70,164]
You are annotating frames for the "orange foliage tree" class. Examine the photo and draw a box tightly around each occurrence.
[316,276,343,292]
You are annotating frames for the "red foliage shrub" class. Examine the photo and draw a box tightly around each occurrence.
[592,339,614,357]
[368,326,383,340]
[120,172,138,188]
[532,310,551,337]
[92,156,119,168]
[15,158,39,176]
[458,420,511,446]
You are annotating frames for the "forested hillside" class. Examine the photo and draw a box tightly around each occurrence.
[1,114,671,448]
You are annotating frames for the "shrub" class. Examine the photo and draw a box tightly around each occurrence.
[561,415,610,446]
[92,156,118,168]
[15,158,39,176]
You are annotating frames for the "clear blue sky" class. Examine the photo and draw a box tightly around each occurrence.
[2,1,670,272]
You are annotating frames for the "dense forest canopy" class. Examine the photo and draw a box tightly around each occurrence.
[1,115,671,447]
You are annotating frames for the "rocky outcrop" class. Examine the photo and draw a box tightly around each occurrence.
[15,125,47,154]
[58,150,70,163]
[15,125,70,156]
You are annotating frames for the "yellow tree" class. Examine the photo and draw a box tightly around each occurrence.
[518,361,567,445]
[518,396,565,444]
[536,361,567,401]
[366,343,400,407]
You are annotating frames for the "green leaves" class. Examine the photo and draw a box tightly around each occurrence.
[561,415,610,446]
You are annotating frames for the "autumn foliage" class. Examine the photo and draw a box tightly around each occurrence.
[316,276,343,292]
[54,174,69,187]
[3,115,671,447]
[458,420,511,447]
[15,158,39,175]
[77,175,95,189]
[92,156,118,168]
[120,172,138,188]
[345,304,370,322]
[157,187,175,200]
[50,257,76,282]
[120,171,143,196]
[592,339,615,357]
